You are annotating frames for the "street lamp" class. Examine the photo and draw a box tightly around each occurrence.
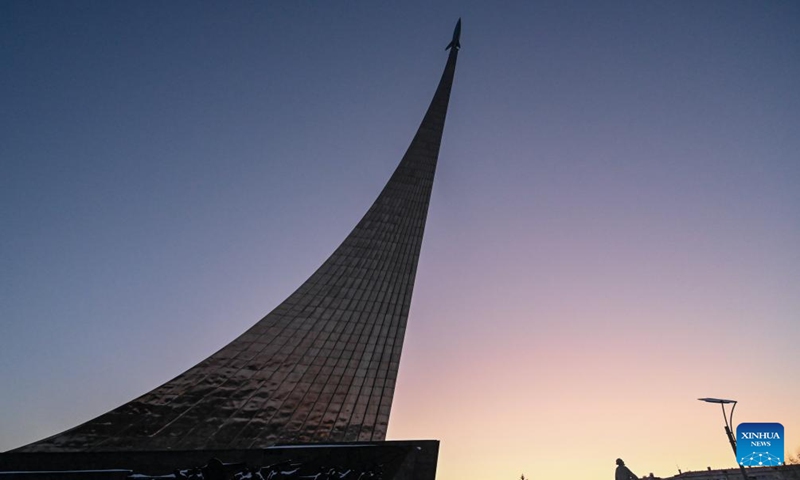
[698,397,749,480]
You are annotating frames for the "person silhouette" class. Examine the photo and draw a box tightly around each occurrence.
[616,458,639,480]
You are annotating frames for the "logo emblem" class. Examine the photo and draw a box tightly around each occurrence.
[737,422,784,466]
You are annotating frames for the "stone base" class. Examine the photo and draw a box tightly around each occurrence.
[0,440,439,480]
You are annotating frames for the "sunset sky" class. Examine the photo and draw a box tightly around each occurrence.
[1,2,798,480]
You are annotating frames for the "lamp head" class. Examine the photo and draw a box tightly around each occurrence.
[698,397,736,404]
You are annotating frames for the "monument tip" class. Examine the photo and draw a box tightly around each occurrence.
[445,18,461,51]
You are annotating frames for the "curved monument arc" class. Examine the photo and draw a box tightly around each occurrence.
[14,23,460,454]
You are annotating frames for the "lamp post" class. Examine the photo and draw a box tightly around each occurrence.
[698,397,749,480]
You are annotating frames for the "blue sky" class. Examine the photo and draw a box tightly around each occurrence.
[2,2,799,479]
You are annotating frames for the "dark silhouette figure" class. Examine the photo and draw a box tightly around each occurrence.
[202,458,226,480]
[616,458,639,480]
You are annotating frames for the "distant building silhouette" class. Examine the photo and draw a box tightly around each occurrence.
[663,465,800,480]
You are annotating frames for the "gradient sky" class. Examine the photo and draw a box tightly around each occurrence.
[2,2,799,479]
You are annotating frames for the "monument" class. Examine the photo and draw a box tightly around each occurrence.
[1,19,461,480]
